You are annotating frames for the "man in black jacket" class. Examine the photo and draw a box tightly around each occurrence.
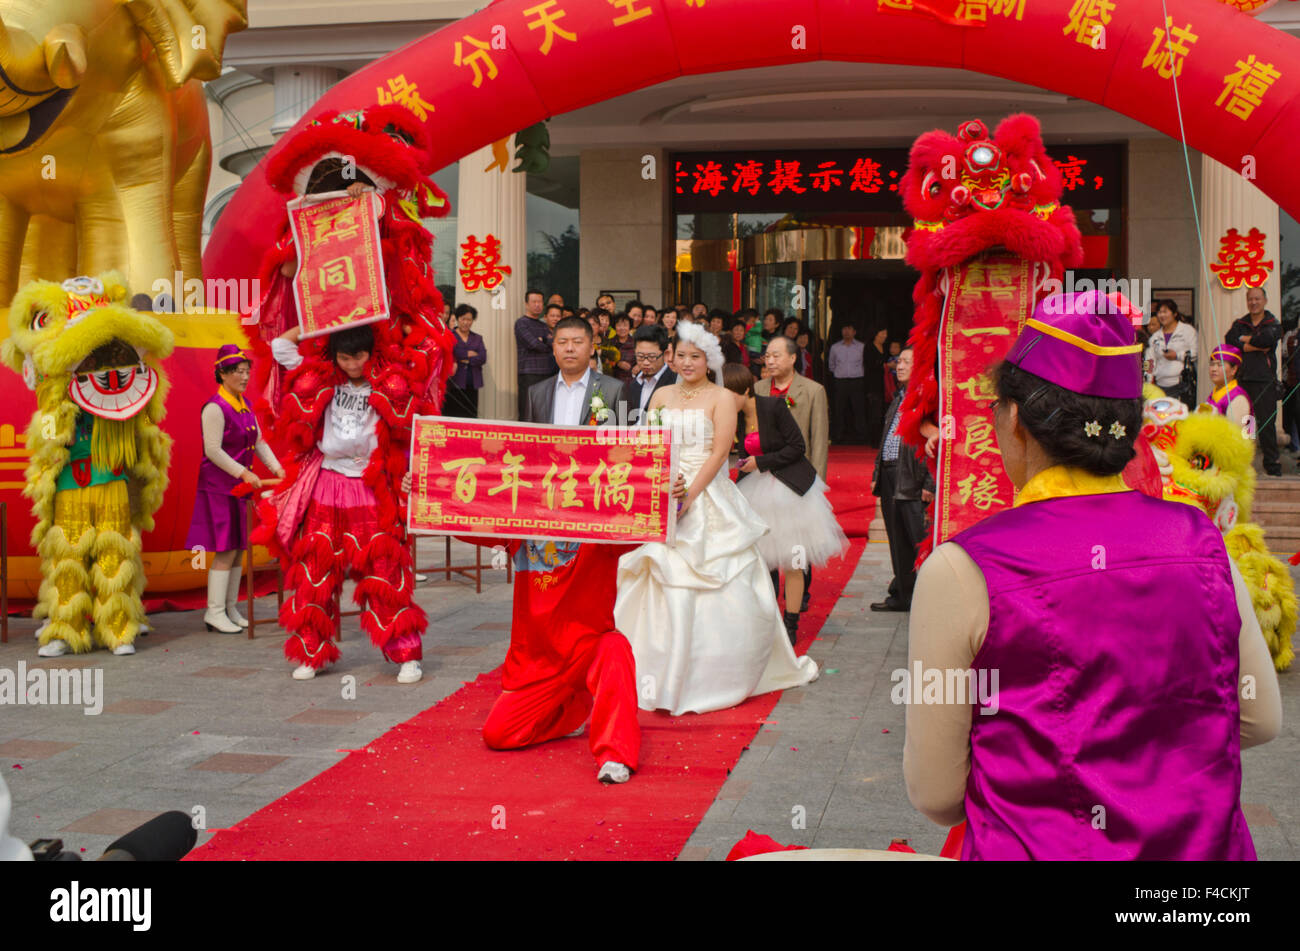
[870,348,933,611]
[622,324,676,425]
[1224,287,1283,476]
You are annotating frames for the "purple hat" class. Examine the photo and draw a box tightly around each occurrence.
[214,343,251,370]
[1209,344,1242,366]
[1004,291,1143,399]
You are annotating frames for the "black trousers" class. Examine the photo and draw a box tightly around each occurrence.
[1242,378,1280,473]
[831,376,867,443]
[517,373,549,421]
[865,391,885,447]
[1283,378,1300,452]
[443,381,479,418]
[877,464,924,606]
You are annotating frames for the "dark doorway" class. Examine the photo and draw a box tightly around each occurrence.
[825,271,915,349]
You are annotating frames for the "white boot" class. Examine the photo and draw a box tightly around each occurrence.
[225,563,248,628]
[203,570,241,634]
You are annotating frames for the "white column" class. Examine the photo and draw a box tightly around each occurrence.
[270,66,343,138]
[456,137,527,421]
[1196,156,1281,405]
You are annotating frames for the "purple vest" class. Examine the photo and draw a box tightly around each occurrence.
[951,490,1254,860]
[198,392,259,496]
[1209,380,1252,417]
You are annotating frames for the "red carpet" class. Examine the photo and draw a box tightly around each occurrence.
[188,452,875,861]
[825,445,877,538]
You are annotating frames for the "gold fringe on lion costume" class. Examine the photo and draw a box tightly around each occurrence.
[1143,385,1296,671]
[1,274,172,655]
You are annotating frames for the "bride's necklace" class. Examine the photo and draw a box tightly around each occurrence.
[679,380,709,402]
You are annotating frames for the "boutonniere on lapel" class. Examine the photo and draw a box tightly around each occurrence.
[784,395,796,410]
[587,392,610,424]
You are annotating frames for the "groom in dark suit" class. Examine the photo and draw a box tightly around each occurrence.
[525,316,626,427]
[487,315,641,784]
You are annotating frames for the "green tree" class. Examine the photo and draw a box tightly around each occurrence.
[528,225,579,305]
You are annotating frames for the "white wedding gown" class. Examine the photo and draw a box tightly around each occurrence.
[615,408,819,715]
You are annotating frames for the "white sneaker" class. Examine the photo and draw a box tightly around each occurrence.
[567,721,588,738]
[34,620,49,641]
[396,660,423,684]
[291,663,318,680]
[112,643,135,656]
[597,761,631,784]
[37,638,68,657]
[415,573,428,583]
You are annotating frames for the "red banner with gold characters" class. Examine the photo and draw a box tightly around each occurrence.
[288,191,389,340]
[407,418,676,544]
[934,253,1038,547]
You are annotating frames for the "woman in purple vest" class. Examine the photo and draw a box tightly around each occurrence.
[445,304,486,418]
[185,345,284,633]
[904,290,1282,860]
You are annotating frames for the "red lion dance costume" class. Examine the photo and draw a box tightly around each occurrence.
[896,115,1085,560]
[242,104,454,675]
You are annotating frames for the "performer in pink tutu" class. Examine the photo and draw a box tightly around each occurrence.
[904,290,1282,860]
[185,344,284,634]
[267,323,427,684]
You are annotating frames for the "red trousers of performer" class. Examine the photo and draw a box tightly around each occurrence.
[281,469,424,668]
[483,631,641,770]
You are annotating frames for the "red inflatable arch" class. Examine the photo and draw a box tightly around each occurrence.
[206,0,1300,283]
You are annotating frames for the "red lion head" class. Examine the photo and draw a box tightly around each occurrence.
[264,103,449,216]
[900,113,1081,271]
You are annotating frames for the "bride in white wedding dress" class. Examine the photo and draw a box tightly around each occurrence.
[615,322,818,715]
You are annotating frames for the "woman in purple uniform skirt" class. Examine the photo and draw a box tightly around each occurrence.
[904,290,1282,860]
[185,345,284,633]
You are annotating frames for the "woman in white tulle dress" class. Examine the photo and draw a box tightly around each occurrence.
[723,362,848,643]
[614,322,818,716]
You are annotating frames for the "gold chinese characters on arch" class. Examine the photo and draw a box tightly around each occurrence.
[288,191,389,339]
[408,418,676,543]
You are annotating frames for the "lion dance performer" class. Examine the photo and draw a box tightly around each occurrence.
[243,104,455,683]
[1142,386,1297,671]
[896,115,1085,560]
[1,275,172,657]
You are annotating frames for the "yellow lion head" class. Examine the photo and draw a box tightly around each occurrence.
[3,273,173,421]
[1142,384,1257,531]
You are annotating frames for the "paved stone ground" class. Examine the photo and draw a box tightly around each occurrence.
[1,540,516,858]
[2,539,1297,860]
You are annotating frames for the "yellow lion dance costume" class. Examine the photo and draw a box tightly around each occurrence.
[1,275,172,656]
[1143,385,1297,671]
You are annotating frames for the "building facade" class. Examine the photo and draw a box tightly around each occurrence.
[205,0,1300,416]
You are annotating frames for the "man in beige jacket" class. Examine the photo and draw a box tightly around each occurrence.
[755,336,831,610]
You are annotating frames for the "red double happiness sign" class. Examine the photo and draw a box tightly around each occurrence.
[407,418,677,544]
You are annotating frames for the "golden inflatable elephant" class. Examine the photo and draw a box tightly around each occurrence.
[0,0,248,307]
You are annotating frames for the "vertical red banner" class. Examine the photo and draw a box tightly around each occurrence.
[288,191,389,339]
[934,253,1037,545]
